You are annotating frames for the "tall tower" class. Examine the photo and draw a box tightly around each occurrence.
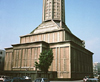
[42,0,65,23]
[31,0,71,34]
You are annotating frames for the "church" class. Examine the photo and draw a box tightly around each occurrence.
[4,0,93,80]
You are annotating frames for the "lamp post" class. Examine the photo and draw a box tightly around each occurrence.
[25,68,28,77]
[34,66,37,79]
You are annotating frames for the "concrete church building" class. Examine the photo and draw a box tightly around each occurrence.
[4,0,93,79]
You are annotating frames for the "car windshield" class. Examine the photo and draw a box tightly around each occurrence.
[35,79,48,82]
[21,79,32,82]
[87,79,98,82]
[35,79,41,82]
[87,81,98,82]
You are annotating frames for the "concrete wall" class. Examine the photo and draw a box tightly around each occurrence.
[4,42,49,71]
[65,31,82,46]
[4,48,13,70]
[50,42,71,78]
[71,42,93,79]
[0,50,5,71]
[20,31,64,44]
[4,41,71,79]
[20,30,83,48]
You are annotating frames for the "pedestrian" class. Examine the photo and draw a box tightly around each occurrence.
[41,78,44,82]
[83,76,88,82]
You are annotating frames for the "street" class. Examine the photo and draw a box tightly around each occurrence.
[50,80,83,82]
[33,80,83,82]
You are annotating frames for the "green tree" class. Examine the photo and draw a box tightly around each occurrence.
[35,49,54,76]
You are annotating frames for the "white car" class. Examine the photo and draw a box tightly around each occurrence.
[34,78,50,82]
[86,78,98,82]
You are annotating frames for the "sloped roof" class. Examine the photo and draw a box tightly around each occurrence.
[30,20,71,34]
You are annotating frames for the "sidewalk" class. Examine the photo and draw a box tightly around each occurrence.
[33,80,83,82]
[50,80,83,82]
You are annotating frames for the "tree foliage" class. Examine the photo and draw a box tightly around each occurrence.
[35,49,53,73]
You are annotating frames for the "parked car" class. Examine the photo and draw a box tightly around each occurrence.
[86,78,98,82]
[11,76,32,82]
[20,76,32,82]
[0,77,3,82]
[0,76,11,82]
[11,77,21,82]
[0,75,3,81]
[34,78,50,82]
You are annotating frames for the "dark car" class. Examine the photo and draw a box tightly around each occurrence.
[20,76,32,82]
[11,76,32,82]
[11,77,21,82]
[34,78,50,82]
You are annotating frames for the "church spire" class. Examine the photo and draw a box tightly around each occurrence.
[42,0,65,23]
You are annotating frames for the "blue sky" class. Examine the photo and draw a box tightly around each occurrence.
[0,0,100,62]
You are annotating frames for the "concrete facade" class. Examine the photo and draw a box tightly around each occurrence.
[0,50,5,71]
[93,62,100,77]
[4,0,93,80]
[42,0,65,23]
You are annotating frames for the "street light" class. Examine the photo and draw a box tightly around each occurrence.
[34,66,37,78]
[25,68,28,77]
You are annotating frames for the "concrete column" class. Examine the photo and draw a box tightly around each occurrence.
[64,31,65,41]
[20,49,23,70]
[29,48,32,69]
[56,47,58,71]
[51,0,53,19]
[58,32,59,42]
[42,0,45,21]
[69,44,71,78]
[59,47,61,71]
[53,33,54,42]
[48,34,50,43]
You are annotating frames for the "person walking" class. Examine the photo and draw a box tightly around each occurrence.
[83,76,88,82]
